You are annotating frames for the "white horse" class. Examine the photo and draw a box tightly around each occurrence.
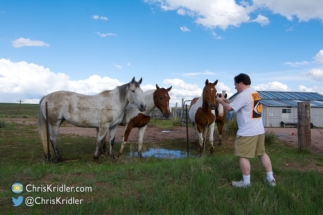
[38,77,146,161]
[117,84,172,157]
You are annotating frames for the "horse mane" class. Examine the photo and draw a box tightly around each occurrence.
[117,80,141,102]
[118,83,129,103]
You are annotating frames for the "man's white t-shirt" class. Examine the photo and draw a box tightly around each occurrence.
[230,87,265,136]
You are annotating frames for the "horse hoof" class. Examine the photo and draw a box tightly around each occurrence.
[118,152,123,158]
[210,147,214,154]
[110,154,115,159]
[93,155,99,160]
[138,152,143,158]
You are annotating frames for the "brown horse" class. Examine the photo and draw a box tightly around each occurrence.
[118,84,172,157]
[189,79,218,155]
[215,92,227,145]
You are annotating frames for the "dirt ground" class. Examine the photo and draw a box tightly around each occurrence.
[58,123,323,154]
[4,118,323,154]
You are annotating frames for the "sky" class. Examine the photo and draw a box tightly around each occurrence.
[1,0,323,107]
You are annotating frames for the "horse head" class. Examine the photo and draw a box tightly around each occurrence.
[216,92,227,99]
[153,84,172,118]
[127,77,146,112]
[203,79,218,110]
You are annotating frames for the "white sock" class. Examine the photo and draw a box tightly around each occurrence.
[243,175,250,184]
[266,171,275,181]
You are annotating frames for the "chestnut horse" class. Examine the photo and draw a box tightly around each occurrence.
[215,92,227,145]
[189,79,218,155]
[117,84,172,157]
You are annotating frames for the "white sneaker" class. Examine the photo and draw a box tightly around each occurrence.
[232,180,251,188]
[264,178,276,187]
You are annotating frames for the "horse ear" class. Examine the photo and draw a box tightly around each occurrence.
[205,79,209,85]
[167,86,172,91]
[213,80,218,85]
[156,84,160,90]
[138,77,142,85]
[131,77,135,83]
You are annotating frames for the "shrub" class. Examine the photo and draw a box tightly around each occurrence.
[226,118,238,135]
[172,118,182,126]
[265,131,277,145]
[0,120,6,128]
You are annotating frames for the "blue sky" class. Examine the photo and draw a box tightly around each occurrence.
[1,0,323,106]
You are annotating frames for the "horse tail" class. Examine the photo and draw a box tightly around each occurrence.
[38,97,54,157]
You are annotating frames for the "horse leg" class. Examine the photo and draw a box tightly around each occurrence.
[49,124,63,162]
[94,126,109,159]
[197,127,204,155]
[118,123,132,157]
[96,128,106,154]
[108,125,119,159]
[218,122,223,146]
[137,125,148,158]
[208,122,215,154]
[193,125,200,150]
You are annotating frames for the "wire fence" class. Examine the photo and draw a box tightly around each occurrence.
[1,103,322,129]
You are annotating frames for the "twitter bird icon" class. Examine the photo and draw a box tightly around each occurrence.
[12,196,23,207]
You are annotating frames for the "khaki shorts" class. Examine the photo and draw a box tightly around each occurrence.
[234,134,265,158]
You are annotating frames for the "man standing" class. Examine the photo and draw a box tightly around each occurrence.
[216,73,276,188]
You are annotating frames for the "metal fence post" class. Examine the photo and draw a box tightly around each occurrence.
[45,102,51,160]
[186,104,189,157]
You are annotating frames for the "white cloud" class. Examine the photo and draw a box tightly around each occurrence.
[180,26,190,32]
[0,59,123,103]
[145,0,251,30]
[253,0,323,22]
[145,0,323,31]
[211,32,223,40]
[298,85,315,92]
[95,32,117,37]
[299,85,323,94]
[12,38,49,48]
[67,75,122,95]
[163,78,202,104]
[93,15,108,21]
[314,50,323,63]
[164,78,199,91]
[284,61,310,67]
[254,81,290,91]
[252,14,269,26]
[177,8,186,15]
[305,68,323,81]
[113,63,123,69]
[181,70,215,77]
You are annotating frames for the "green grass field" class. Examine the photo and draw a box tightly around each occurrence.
[0,103,323,215]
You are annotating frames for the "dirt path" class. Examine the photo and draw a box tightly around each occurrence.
[3,118,323,153]
[265,127,323,154]
[58,124,323,154]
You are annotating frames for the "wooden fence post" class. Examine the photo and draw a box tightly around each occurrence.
[297,101,311,152]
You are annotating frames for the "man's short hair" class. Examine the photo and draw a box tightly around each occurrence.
[234,73,251,85]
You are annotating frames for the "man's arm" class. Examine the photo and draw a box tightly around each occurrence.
[216,97,234,111]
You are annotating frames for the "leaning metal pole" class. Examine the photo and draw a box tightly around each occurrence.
[45,102,51,160]
[186,104,189,157]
